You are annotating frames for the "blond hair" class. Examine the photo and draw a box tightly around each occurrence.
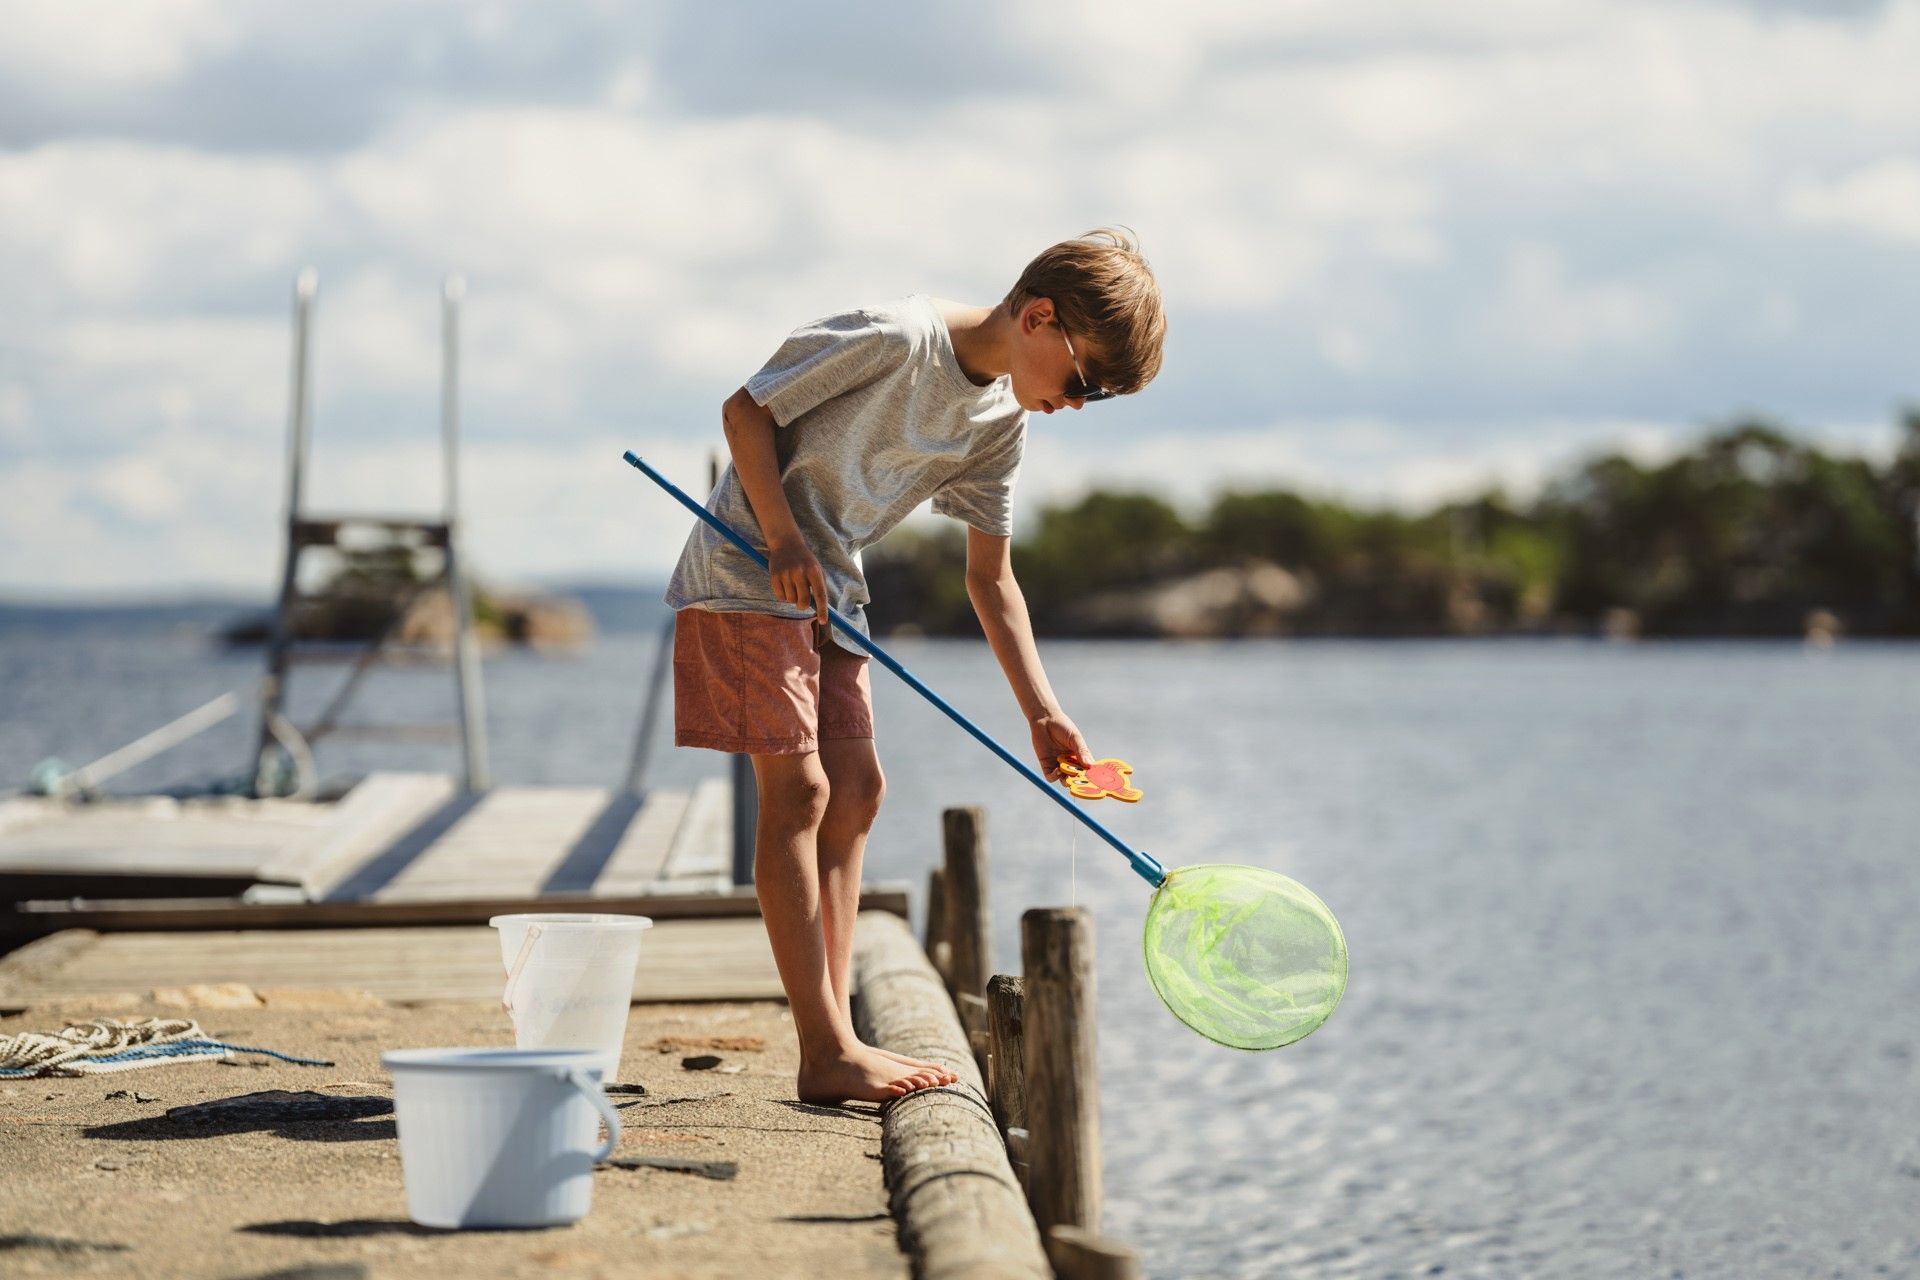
[1003,227,1165,396]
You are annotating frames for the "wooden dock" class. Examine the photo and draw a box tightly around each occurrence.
[0,772,733,909]
[0,785,1143,1277]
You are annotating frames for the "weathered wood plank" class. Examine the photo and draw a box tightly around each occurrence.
[590,790,691,896]
[0,794,337,894]
[320,792,485,902]
[0,918,783,1007]
[0,797,49,838]
[852,910,1049,1280]
[255,772,459,894]
[0,883,912,938]
[539,791,645,894]
[372,787,606,902]
[660,777,731,884]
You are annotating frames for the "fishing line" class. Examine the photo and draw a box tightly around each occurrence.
[1069,817,1078,909]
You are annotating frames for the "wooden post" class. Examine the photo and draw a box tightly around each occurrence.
[925,865,950,986]
[942,806,990,1006]
[957,991,990,1075]
[987,973,1026,1133]
[728,753,757,886]
[1047,1226,1142,1280]
[1021,907,1100,1237]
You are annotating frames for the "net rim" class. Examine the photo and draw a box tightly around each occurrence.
[1142,862,1350,1052]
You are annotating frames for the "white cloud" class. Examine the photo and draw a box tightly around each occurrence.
[0,383,31,447]
[0,427,718,595]
[1475,242,1675,366]
[0,142,324,306]
[4,0,1920,596]
[0,0,237,90]
[1786,157,1920,244]
[1009,416,1702,517]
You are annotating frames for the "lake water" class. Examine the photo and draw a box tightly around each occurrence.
[4,612,1917,1279]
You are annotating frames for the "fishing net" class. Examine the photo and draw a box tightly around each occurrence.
[1142,864,1348,1050]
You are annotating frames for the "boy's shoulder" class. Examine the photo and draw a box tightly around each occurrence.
[812,295,935,351]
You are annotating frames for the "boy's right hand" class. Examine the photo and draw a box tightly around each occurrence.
[768,537,830,634]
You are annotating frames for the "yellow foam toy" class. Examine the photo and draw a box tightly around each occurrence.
[1057,756,1143,803]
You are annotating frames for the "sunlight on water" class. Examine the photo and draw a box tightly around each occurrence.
[5,621,1919,1278]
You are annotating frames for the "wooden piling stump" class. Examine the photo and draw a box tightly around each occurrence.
[941,806,990,1005]
[1047,1225,1142,1280]
[987,973,1026,1133]
[956,990,991,1076]
[1021,906,1101,1237]
[925,865,950,986]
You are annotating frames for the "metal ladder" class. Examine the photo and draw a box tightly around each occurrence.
[250,269,490,797]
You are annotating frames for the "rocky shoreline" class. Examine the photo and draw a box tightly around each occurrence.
[218,586,594,652]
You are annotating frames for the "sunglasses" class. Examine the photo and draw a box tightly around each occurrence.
[1059,324,1116,403]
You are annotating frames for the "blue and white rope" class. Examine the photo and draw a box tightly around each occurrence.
[0,1017,334,1078]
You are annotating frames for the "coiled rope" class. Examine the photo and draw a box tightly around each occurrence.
[0,1017,334,1078]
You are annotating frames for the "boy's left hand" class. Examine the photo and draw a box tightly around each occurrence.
[1031,711,1093,782]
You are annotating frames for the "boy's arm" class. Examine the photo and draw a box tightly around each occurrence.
[722,386,828,630]
[964,525,1093,781]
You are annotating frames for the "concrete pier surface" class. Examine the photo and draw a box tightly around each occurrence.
[1,993,907,1278]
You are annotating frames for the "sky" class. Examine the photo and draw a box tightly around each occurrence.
[3,0,1918,599]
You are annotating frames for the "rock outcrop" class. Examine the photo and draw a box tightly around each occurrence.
[1059,560,1309,638]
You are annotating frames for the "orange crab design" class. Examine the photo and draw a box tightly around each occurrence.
[1057,756,1143,803]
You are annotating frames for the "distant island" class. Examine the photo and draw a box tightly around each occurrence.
[218,544,592,651]
[865,415,1920,640]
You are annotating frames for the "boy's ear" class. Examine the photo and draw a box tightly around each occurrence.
[1019,296,1054,331]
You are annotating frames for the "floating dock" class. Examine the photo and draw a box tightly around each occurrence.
[0,773,737,915]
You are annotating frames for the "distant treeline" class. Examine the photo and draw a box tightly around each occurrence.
[865,414,1920,639]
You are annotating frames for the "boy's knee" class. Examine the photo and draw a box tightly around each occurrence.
[835,761,885,826]
[761,763,832,829]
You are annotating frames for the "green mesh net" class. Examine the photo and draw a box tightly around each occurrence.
[1142,863,1349,1050]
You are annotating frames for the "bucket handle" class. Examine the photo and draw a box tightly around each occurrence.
[501,922,545,1017]
[559,1066,622,1162]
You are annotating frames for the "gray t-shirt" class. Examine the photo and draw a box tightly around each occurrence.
[664,295,1027,653]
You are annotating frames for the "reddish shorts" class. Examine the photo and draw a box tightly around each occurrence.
[672,608,874,756]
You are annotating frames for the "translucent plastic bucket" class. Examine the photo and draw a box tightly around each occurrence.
[382,1047,621,1229]
[490,913,652,1080]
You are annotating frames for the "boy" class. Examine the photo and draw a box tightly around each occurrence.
[666,228,1165,1102]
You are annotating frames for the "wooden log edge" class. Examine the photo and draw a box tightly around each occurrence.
[853,909,1049,1280]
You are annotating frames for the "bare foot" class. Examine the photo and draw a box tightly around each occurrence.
[797,1045,950,1103]
[869,1045,958,1084]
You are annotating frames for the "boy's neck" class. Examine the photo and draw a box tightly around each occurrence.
[938,300,1012,387]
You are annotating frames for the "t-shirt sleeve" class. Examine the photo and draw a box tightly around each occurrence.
[932,423,1026,537]
[744,309,909,428]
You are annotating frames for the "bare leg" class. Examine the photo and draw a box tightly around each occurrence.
[751,752,946,1102]
[817,739,956,1084]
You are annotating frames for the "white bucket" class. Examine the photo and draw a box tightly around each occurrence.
[490,913,653,1080]
[382,1047,621,1229]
